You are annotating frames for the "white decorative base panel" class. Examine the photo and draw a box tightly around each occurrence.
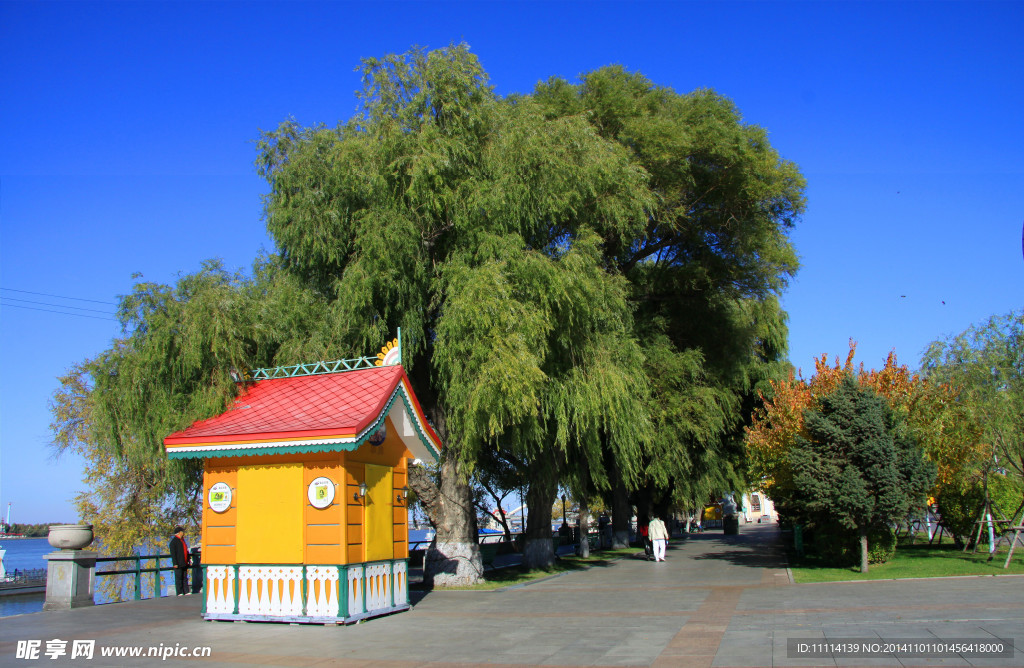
[202,560,409,625]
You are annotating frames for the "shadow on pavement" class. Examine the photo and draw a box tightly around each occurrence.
[691,549,786,569]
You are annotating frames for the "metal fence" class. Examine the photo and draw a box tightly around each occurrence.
[0,567,46,588]
[95,553,181,601]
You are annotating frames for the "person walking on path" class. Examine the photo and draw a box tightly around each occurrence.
[169,527,191,596]
[649,516,669,561]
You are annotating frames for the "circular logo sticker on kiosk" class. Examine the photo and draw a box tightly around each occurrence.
[208,482,232,513]
[308,477,336,509]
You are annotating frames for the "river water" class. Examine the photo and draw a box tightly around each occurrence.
[1,538,49,617]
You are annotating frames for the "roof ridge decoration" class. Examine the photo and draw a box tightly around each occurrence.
[249,330,402,381]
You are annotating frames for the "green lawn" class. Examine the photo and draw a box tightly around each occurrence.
[789,540,1024,583]
[421,547,643,591]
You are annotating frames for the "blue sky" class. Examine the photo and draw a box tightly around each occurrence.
[2,1,1021,523]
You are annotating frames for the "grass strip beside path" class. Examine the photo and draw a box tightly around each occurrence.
[789,541,1024,583]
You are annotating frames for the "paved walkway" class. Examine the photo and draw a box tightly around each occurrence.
[1,525,1021,667]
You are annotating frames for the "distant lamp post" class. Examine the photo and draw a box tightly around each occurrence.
[561,494,568,529]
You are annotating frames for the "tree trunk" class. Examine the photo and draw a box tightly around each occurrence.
[611,474,631,549]
[408,452,483,587]
[859,526,869,574]
[478,478,515,546]
[522,458,558,569]
[576,498,590,558]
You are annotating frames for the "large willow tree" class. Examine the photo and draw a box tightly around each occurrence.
[531,67,804,532]
[259,45,804,574]
[258,45,657,577]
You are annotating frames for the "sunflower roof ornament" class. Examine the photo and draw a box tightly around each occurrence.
[376,336,401,366]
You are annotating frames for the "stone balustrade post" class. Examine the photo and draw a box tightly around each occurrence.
[43,523,97,611]
[44,549,97,610]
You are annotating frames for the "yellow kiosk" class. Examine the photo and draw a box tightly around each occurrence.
[164,334,440,624]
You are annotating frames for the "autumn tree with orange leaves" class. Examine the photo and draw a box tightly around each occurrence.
[746,342,985,520]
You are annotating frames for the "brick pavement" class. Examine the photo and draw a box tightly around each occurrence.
[1,524,1021,667]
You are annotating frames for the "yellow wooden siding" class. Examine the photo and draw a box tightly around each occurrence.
[346,522,364,548]
[237,462,303,563]
[303,457,344,564]
[391,465,408,558]
[306,545,343,564]
[205,526,237,547]
[202,465,237,564]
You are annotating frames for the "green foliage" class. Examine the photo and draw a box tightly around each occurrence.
[788,378,935,531]
[867,527,897,564]
[50,258,340,554]
[937,472,1024,546]
[921,310,1024,501]
[533,66,805,512]
[987,472,1024,527]
[919,311,1024,547]
[642,334,733,500]
[534,68,804,297]
[935,484,984,545]
[1,523,54,537]
[803,525,895,567]
[781,378,935,568]
[806,522,857,566]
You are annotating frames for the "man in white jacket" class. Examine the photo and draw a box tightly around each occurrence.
[649,516,669,562]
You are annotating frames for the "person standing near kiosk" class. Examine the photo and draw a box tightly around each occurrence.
[169,526,191,595]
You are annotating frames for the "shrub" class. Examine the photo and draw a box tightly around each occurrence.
[867,527,897,564]
[803,523,897,566]
[936,484,983,545]
[806,522,857,566]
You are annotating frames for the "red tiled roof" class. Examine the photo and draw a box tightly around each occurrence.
[163,365,438,453]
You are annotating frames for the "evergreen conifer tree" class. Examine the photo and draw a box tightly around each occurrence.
[788,377,935,572]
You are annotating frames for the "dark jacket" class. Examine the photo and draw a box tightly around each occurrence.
[169,535,190,568]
